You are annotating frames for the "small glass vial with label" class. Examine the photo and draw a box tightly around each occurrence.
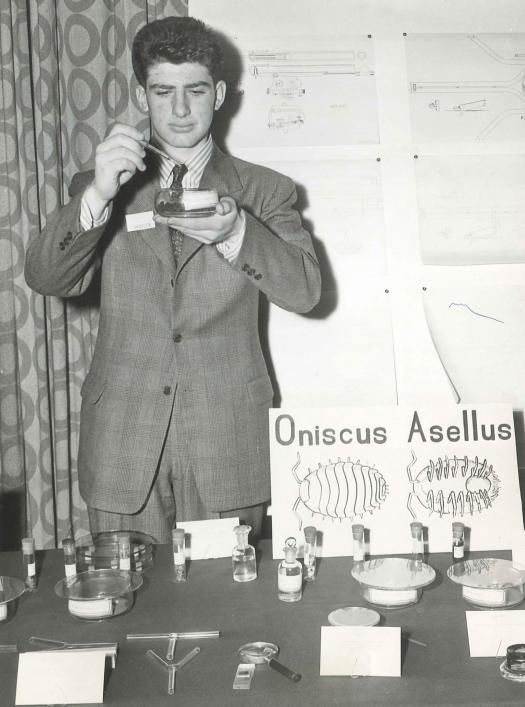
[117,532,131,571]
[303,526,317,582]
[62,538,77,578]
[232,525,257,583]
[278,537,302,602]
[171,528,186,582]
[22,537,37,592]
[452,522,465,562]
[352,524,365,564]
[410,522,424,564]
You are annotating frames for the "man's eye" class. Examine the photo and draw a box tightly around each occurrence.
[190,90,205,95]
[155,90,170,96]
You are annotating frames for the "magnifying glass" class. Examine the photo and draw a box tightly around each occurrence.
[238,642,302,682]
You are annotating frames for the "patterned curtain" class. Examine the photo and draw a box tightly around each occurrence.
[0,0,188,549]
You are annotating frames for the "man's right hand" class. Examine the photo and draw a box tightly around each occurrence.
[90,123,147,206]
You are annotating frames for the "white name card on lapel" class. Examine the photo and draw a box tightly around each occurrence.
[179,517,239,559]
[320,626,401,677]
[466,610,525,656]
[15,650,106,705]
[125,211,155,232]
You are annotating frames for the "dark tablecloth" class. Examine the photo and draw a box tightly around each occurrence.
[0,542,523,706]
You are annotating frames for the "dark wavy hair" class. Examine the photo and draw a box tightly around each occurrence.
[132,16,224,88]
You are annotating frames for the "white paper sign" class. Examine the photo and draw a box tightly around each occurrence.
[466,610,525,657]
[320,626,401,676]
[270,404,522,558]
[125,211,155,232]
[16,650,106,705]
[179,517,239,559]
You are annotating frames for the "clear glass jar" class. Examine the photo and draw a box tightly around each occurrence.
[232,525,257,582]
[278,538,302,602]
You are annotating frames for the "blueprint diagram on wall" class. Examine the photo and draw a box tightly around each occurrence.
[415,154,525,265]
[219,34,379,148]
[406,33,525,142]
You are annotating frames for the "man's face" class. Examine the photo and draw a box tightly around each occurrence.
[136,61,226,155]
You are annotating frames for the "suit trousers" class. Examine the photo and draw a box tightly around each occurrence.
[87,393,266,543]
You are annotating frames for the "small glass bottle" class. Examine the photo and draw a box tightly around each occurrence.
[62,538,77,577]
[232,525,257,583]
[278,537,302,602]
[22,537,37,591]
[452,522,465,562]
[410,521,424,565]
[352,524,365,564]
[117,532,131,571]
[171,528,187,582]
[303,526,317,582]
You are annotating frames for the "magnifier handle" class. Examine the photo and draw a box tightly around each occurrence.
[267,657,302,682]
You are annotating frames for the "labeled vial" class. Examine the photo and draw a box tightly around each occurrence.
[232,525,257,583]
[171,528,186,582]
[278,537,302,602]
[117,532,131,571]
[352,524,365,563]
[410,522,424,564]
[22,537,37,592]
[61,538,77,577]
[452,522,465,562]
[303,526,317,582]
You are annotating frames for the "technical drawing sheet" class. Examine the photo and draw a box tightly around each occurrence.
[217,34,379,148]
[415,154,525,265]
[406,33,525,143]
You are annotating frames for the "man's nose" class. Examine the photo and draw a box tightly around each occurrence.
[172,92,190,117]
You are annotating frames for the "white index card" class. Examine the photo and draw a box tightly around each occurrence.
[15,650,106,704]
[179,517,239,559]
[466,610,525,657]
[320,625,401,676]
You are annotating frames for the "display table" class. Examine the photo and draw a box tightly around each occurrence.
[0,542,523,706]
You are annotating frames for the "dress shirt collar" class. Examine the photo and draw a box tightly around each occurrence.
[157,135,213,188]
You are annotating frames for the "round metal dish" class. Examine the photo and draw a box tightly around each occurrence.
[328,606,381,626]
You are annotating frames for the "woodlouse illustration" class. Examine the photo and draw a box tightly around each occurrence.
[292,454,388,527]
[407,450,500,519]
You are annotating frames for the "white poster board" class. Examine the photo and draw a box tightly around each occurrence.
[270,403,522,558]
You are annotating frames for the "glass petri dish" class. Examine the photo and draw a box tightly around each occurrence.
[351,557,436,608]
[154,188,218,217]
[0,576,26,622]
[76,530,155,573]
[447,558,525,608]
[328,606,381,627]
[55,569,143,620]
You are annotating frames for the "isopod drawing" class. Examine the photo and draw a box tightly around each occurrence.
[406,450,500,519]
[292,454,388,527]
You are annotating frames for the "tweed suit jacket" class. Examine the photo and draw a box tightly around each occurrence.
[25,145,321,514]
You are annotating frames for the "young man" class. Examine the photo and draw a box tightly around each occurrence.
[25,17,321,542]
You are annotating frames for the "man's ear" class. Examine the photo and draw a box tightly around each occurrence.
[214,80,226,111]
[136,85,149,113]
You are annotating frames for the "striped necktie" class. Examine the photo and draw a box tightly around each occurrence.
[169,163,188,267]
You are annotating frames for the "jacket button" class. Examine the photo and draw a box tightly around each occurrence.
[173,333,182,343]
[163,386,171,395]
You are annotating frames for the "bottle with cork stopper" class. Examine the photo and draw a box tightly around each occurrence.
[303,526,317,582]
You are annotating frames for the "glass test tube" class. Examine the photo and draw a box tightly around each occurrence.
[22,537,37,591]
[62,538,77,577]
[410,522,424,564]
[452,522,465,562]
[352,524,365,563]
[117,532,131,570]
[303,526,317,582]
[171,528,186,582]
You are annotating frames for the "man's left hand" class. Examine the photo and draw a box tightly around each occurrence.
[154,196,241,244]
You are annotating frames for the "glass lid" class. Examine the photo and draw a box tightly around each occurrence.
[351,557,436,591]
[54,569,143,601]
[447,558,525,589]
[0,576,26,604]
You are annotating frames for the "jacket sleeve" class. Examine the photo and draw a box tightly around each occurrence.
[231,172,321,313]
[24,172,106,297]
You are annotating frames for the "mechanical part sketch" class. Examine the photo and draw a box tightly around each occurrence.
[406,33,525,142]
[218,34,378,147]
[415,154,525,265]
[292,453,388,528]
[407,450,500,519]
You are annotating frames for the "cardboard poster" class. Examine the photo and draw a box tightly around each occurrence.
[270,404,522,558]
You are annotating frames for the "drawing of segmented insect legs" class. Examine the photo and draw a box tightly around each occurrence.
[291,453,388,529]
[406,450,500,519]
